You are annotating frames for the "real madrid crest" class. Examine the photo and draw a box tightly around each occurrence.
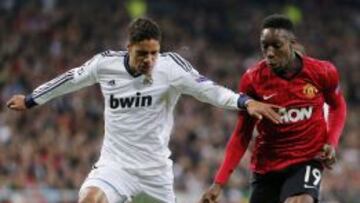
[303,83,318,98]
[143,75,153,86]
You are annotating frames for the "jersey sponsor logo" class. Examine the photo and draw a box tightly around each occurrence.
[110,92,152,109]
[278,106,313,123]
[303,83,318,98]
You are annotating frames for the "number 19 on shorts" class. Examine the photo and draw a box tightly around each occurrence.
[304,165,322,189]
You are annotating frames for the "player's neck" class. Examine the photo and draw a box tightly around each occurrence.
[125,54,142,77]
[274,53,302,79]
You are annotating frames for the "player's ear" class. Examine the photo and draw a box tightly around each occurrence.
[288,36,297,53]
[286,31,296,45]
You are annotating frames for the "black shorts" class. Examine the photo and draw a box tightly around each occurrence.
[250,160,323,203]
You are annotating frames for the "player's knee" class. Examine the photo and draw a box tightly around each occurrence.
[78,186,108,203]
[284,194,314,203]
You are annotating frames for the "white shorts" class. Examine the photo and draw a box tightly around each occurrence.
[79,165,176,203]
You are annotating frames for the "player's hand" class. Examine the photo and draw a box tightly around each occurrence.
[245,99,282,124]
[318,144,336,169]
[6,95,27,111]
[199,183,222,203]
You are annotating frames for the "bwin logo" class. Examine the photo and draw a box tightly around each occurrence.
[279,106,313,123]
[110,92,152,109]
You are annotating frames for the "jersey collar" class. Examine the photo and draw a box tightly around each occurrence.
[272,53,303,80]
[124,53,142,78]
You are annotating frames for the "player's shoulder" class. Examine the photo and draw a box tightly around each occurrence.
[158,52,194,72]
[242,59,268,81]
[89,50,127,63]
[93,50,127,67]
[98,50,127,59]
[302,56,338,76]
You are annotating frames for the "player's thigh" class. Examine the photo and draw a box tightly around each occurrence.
[138,168,176,203]
[78,186,108,203]
[249,172,284,203]
[280,160,323,203]
[79,179,128,203]
[284,194,314,203]
[79,166,140,203]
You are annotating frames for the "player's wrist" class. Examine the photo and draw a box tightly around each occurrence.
[213,182,224,188]
[24,95,38,109]
[214,178,227,187]
[244,99,255,109]
[324,142,337,149]
[237,94,252,109]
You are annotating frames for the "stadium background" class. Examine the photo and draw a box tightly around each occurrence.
[0,0,359,202]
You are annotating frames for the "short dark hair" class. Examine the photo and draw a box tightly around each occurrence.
[262,14,294,33]
[128,18,161,44]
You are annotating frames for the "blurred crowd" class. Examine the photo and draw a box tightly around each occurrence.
[0,0,359,202]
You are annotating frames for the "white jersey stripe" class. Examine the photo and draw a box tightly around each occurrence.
[171,52,194,71]
[33,71,74,99]
[168,53,192,72]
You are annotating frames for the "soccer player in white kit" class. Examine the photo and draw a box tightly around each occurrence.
[7,18,281,203]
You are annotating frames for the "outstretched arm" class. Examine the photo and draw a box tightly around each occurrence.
[7,55,100,111]
[167,52,281,123]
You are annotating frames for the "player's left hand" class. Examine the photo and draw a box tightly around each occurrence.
[245,99,282,124]
[199,183,222,203]
[318,144,337,169]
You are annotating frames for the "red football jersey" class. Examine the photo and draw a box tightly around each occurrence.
[215,55,346,184]
[242,56,341,173]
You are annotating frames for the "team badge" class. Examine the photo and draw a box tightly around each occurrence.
[303,83,318,98]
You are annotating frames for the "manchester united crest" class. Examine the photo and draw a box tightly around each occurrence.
[303,83,318,98]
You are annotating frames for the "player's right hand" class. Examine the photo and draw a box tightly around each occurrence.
[199,183,222,203]
[317,144,337,169]
[6,95,27,111]
[245,99,282,124]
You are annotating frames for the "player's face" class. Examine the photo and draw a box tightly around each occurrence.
[260,28,294,70]
[128,39,160,75]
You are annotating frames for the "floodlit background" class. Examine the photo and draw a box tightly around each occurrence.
[0,0,359,202]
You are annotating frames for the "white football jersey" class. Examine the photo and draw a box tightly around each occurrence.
[30,50,241,175]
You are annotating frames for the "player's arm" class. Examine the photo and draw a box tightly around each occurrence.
[167,52,281,123]
[200,113,256,202]
[320,62,347,168]
[6,55,100,111]
[200,71,257,203]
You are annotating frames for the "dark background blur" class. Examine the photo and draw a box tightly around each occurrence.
[0,0,359,202]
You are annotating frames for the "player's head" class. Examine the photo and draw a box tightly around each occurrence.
[260,14,297,70]
[127,18,161,76]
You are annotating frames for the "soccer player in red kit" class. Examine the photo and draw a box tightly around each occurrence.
[200,14,347,203]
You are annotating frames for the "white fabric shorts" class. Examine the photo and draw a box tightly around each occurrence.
[79,165,176,203]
